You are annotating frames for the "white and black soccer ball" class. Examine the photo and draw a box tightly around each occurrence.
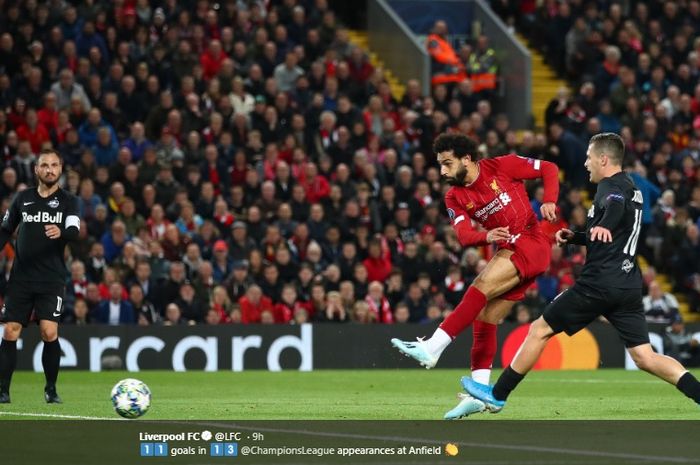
[111,378,151,419]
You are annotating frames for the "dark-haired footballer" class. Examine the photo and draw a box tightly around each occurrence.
[0,149,80,404]
[391,133,560,419]
[465,133,700,413]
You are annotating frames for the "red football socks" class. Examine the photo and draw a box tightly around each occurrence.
[440,286,488,338]
[471,319,497,370]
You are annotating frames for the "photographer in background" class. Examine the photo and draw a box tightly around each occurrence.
[665,315,700,367]
[643,281,680,324]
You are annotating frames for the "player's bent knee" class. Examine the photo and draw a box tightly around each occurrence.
[41,332,58,342]
[472,276,516,300]
[40,328,58,342]
[39,320,59,342]
[528,317,554,341]
[628,345,654,372]
[471,278,495,300]
[1,322,22,341]
[476,312,500,325]
[632,354,653,372]
[471,276,488,292]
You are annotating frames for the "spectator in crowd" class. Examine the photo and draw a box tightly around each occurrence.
[362,239,392,283]
[129,282,160,325]
[175,281,206,323]
[95,282,136,325]
[65,260,88,313]
[672,224,700,311]
[403,282,429,323]
[513,303,533,325]
[239,284,274,324]
[65,298,91,325]
[211,240,234,283]
[365,281,393,324]
[122,122,151,162]
[155,261,186,313]
[351,300,374,324]
[319,290,348,322]
[11,140,37,185]
[16,108,50,153]
[50,69,91,112]
[643,281,681,324]
[664,315,700,367]
[163,303,187,326]
[101,219,130,263]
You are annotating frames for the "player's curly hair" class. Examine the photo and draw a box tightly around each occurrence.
[433,133,479,159]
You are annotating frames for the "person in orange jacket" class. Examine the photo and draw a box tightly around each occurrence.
[426,20,467,86]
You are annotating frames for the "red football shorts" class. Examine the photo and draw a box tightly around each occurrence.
[499,228,552,301]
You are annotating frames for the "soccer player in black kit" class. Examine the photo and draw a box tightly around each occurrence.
[464,133,700,413]
[0,149,80,403]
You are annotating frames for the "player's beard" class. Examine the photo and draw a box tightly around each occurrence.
[37,173,59,188]
[443,164,468,186]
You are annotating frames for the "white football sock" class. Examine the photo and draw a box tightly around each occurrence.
[471,369,491,385]
[424,328,452,359]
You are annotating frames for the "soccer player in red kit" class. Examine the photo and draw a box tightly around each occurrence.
[391,133,559,418]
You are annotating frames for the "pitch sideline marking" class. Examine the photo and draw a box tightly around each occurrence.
[0,411,118,420]
[529,379,659,384]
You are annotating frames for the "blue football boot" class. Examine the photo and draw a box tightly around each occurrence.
[444,392,486,419]
[461,376,505,413]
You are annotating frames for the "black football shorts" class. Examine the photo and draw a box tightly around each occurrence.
[2,280,65,327]
[543,283,650,348]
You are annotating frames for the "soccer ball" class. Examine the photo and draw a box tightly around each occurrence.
[110,378,151,419]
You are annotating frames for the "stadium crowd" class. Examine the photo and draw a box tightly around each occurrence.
[0,0,698,334]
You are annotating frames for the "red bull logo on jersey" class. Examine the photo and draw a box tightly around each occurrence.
[22,211,63,224]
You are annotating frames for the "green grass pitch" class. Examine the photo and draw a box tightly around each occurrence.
[0,369,698,420]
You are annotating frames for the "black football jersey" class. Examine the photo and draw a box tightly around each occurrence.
[1,188,80,284]
[576,172,643,289]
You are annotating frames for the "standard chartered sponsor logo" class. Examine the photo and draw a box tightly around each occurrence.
[21,211,63,223]
[474,198,504,220]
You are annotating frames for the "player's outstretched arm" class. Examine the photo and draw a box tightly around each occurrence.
[498,154,560,221]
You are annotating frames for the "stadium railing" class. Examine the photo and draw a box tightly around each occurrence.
[368,0,531,129]
[368,0,431,98]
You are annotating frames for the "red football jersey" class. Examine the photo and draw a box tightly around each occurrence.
[445,154,559,247]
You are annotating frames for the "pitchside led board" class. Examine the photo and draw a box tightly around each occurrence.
[2,322,693,372]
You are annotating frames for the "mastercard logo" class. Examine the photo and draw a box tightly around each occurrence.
[501,324,600,369]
